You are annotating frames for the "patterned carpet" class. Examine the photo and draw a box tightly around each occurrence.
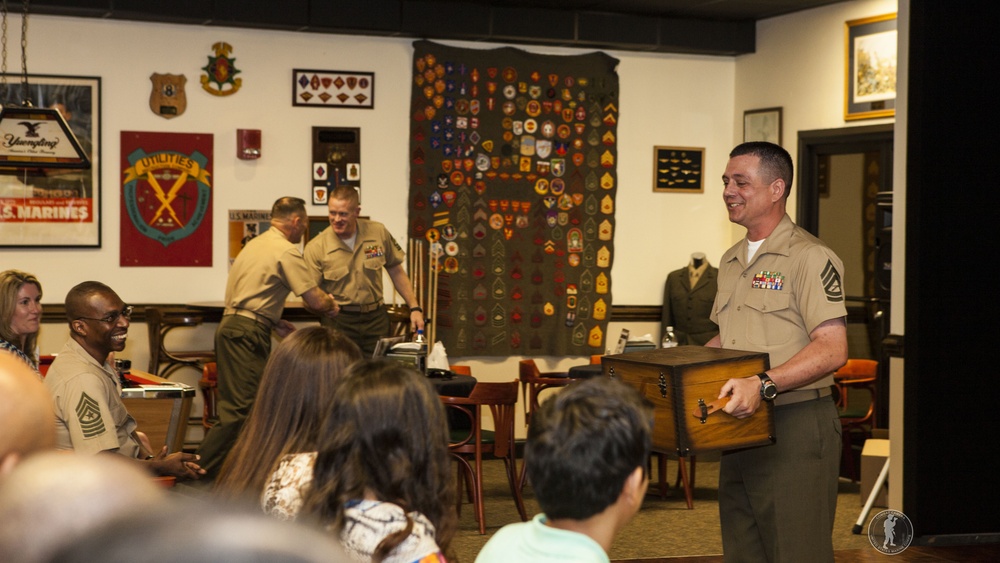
[449,454,875,562]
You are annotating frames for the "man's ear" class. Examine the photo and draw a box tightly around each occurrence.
[70,319,87,337]
[621,466,648,510]
[770,178,786,202]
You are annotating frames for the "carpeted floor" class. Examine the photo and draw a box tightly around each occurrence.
[449,454,874,562]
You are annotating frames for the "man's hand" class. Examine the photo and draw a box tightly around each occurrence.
[148,446,205,480]
[275,319,297,337]
[718,375,763,419]
[411,309,425,332]
[323,294,341,319]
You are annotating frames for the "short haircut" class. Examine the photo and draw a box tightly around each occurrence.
[0,270,42,353]
[329,186,359,208]
[64,281,116,322]
[730,141,794,193]
[271,197,307,220]
[525,377,653,520]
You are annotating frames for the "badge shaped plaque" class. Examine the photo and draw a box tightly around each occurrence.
[149,73,187,119]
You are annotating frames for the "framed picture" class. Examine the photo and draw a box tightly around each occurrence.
[744,107,782,144]
[845,13,897,121]
[0,74,101,247]
[293,69,374,109]
[653,146,704,193]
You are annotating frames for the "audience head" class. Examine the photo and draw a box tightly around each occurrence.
[0,451,165,563]
[305,360,455,556]
[46,498,350,563]
[0,269,43,358]
[0,354,55,475]
[525,376,653,521]
[216,326,363,498]
[64,281,132,364]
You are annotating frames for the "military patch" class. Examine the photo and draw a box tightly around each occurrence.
[75,392,106,438]
[149,73,187,119]
[821,260,844,302]
[201,42,242,96]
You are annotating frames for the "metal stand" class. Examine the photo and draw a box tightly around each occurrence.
[853,456,890,534]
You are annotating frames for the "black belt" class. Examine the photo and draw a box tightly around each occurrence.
[339,301,383,314]
[223,308,275,328]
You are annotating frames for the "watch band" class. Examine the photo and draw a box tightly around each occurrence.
[409,307,423,314]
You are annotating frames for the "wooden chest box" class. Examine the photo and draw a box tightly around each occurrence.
[602,347,775,456]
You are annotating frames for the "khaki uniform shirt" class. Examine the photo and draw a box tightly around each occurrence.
[44,338,140,457]
[303,219,405,306]
[225,226,318,324]
[711,214,847,390]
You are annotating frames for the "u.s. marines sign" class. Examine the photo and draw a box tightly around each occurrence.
[120,131,213,266]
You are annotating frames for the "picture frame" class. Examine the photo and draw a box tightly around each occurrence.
[845,13,897,121]
[293,69,375,109]
[0,74,101,247]
[653,146,704,193]
[743,107,782,144]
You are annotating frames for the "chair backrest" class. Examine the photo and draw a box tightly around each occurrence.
[145,307,164,373]
[835,359,878,379]
[450,365,472,376]
[446,380,519,457]
[518,359,540,381]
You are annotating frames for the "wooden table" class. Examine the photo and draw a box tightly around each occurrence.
[122,370,195,454]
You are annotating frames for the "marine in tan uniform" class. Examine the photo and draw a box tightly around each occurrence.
[45,281,203,480]
[304,186,423,357]
[197,197,339,481]
[706,142,847,563]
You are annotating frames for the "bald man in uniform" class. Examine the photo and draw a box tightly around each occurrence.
[0,353,55,475]
[196,196,340,480]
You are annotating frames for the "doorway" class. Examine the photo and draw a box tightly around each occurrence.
[797,124,893,429]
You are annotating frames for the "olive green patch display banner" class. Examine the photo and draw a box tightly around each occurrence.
[408,40,619,357]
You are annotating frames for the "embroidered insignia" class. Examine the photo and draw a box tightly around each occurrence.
[122,148,211,247]
[75,392,106,438]
[821,260,844,302]
[200,42,242,96]
[149,73,187,119]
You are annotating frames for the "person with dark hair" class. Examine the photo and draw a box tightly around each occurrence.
[707,141,847,562]
[304,186,424,357]
[475,377,653,563]
[197,197,342,481]
[215,326,363,515]
[301,360,455,562]
[43,281,203,479]
[0,269,44,374]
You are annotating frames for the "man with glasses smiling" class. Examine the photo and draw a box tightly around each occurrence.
[44,281,204,480]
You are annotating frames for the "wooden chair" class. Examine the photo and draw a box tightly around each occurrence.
[199,362,219,430]
[441,380,527,535]
[145,307,216,378]
[517,359,573,490]
[834,359,878,481]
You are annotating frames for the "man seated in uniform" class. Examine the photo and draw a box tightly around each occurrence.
[43,281,203,480]
[476,377,653,563]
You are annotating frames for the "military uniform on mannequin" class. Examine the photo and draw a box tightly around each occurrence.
[661,252,719,346]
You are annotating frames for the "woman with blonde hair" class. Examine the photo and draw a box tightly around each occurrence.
[215,326,362,513]
[0,270,44,374]
[300,360,456,563]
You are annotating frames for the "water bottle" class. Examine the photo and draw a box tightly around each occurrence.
[414,329,428,372]
[662,326,678,349]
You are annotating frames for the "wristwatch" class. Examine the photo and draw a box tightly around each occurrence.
[757,372,778,401]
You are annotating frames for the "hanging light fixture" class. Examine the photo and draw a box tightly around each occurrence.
[0,0,89,169]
